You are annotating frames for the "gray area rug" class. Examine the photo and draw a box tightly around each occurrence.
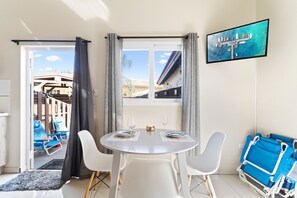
[0,170,65,191]
[38,159,64,170]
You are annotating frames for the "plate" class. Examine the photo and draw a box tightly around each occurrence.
[166,131,186,138]
[115,130,135,138]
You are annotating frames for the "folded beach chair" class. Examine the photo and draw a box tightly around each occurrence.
[268,133,297,157]
[267,133,297,197]
[34,120,63,155]
[238,133,297,198]
[52,116,69,141]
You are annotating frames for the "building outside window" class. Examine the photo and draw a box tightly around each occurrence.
[122,39,182,104]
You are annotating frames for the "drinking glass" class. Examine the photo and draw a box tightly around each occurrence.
[127,117,136,132]
[161,115,168,130]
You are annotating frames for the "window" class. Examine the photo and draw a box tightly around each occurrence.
[122,50,149,98]
[122,39,182,103]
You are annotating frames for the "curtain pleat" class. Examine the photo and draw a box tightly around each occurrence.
[61,37,95,181]
[182,33,200,156]
[104,33,123,152]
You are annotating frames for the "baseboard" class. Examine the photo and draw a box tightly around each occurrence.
[4,167,20,173]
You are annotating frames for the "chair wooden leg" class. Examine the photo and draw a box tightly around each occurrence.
[84,172,95,198]
[203,175,211,196]
[110,172,123,185]
[118,175,122,185]
[94,171,100,191]
[188,175,192,188]
[206,175,216,198]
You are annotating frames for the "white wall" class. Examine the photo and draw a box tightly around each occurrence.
[123,104,182,131]
[256,0,297,138]
[0,0,257,174]
[0,80,10,113]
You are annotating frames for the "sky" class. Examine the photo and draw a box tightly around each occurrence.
[122,50,173,82]
[33,50,74,74]
[32,48,173,82]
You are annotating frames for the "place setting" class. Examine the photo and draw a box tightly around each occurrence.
[106,117,140,141]
[161,130,195,142]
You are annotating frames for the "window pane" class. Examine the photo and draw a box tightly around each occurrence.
[122,50,149,98]
[154,50,182,99]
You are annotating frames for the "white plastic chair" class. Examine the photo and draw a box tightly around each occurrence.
[78,130,126,198]
[187,131,226,198]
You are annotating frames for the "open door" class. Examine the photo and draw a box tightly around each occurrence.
[21,46,74,171]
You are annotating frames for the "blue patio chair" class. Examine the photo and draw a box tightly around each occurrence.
[34,120,62,155]
[238,133,297,198]
[268,133,297,197]
[52,116,69,141]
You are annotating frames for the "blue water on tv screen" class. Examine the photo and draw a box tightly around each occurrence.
[207,19,269,63]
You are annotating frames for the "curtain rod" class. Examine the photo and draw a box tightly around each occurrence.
[104,35,199,39]
[11,39,91,45]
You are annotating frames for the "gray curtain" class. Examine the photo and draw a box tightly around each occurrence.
[104,33,123,141]
[61,37,95,181]
[182,33,200,156]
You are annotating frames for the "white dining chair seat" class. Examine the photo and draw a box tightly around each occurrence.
[186,131,226,198]
[78,130,126,198]
[87,152,113,172]
[187,155,218,175]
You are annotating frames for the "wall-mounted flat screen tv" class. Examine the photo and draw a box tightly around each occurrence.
[206,19,269,64]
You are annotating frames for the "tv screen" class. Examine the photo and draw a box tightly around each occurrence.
[206,19,269,64]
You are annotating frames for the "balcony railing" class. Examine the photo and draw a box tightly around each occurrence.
[155,86,181,99]
[34,91,71,133]
[133,86,181,99]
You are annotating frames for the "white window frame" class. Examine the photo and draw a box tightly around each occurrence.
[122,39,183,105]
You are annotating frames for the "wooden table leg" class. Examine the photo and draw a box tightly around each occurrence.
[109,151,121,198]
[177,152,191,198]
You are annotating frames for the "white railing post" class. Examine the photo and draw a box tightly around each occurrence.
[45,96,50,133]
[57,101,61,117]
[67,104,71,128]
[51,98,56,118]
[62,103,66,122]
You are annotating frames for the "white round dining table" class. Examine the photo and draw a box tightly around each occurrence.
[100,129,198,198]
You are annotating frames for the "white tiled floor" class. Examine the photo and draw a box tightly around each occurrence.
[0,173,268,198]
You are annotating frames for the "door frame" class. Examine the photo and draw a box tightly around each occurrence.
[20,45,74,171]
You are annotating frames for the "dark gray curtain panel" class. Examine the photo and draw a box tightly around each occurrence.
[61,37,95,181]
[182,33,200,156]
[104,33,123,143]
